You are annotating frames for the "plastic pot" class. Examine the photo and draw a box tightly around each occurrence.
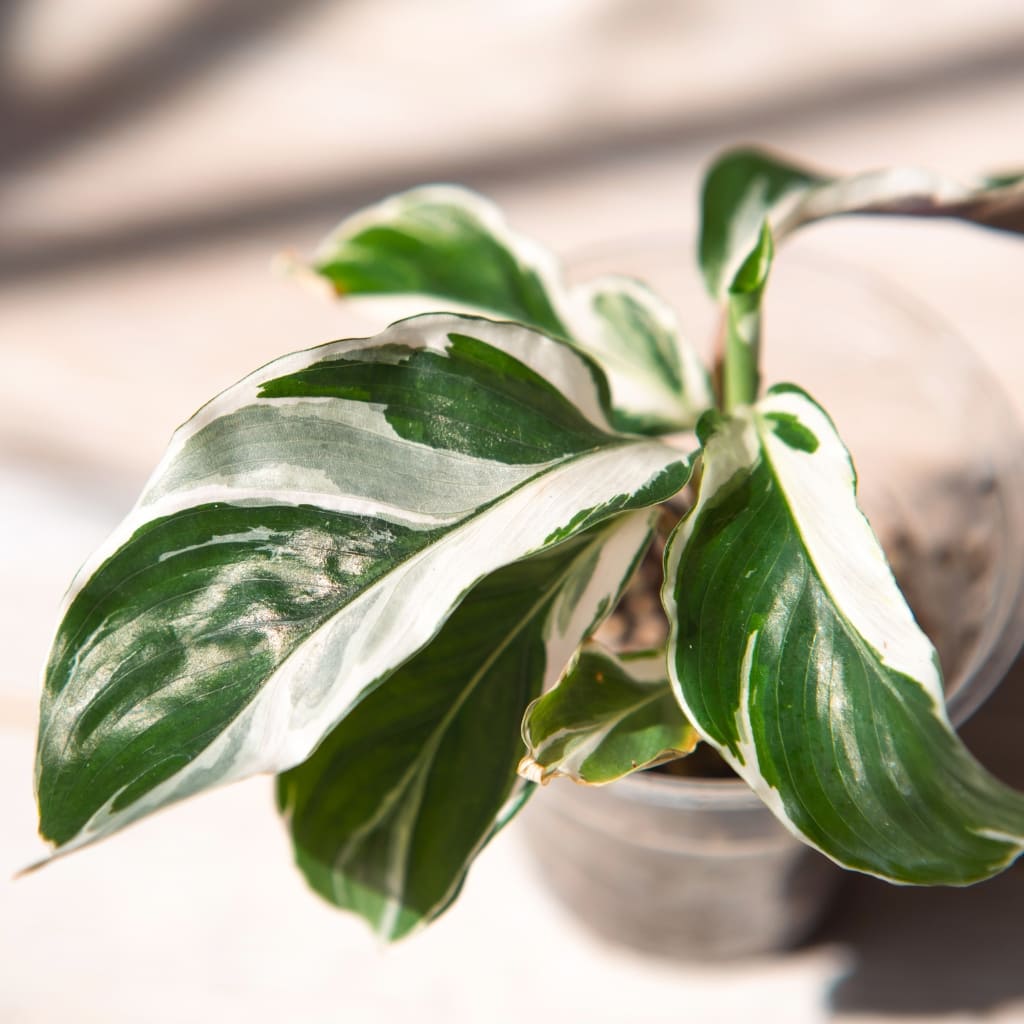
[521,243,1024,959]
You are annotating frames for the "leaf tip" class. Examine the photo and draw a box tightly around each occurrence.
[14,839,58,880]
[272,249,340,300]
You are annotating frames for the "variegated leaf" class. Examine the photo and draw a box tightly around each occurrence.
[519,644,697,786]
[311,186,569,338]
[700,146,1024,299]
[306,186,711,432]
[566,275,712,432]
[663,386,1024,884]
[278,512,656,940]
[36,314,693,856]
[700,148,822,299]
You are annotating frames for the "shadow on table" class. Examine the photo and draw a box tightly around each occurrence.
[817,651,1024,1018]
[820,864,1024,1017]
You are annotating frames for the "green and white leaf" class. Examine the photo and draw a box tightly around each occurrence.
[305,185,712,433]
[566,274,712,432]
[700,146,1024,300]
[519,644,697,786]
[309,185,569,339]
[700,148,823,299]
[664,385,1024,884]
[36,314,693,856]
[278,512,656,941]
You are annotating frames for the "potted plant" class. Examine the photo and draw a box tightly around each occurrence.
[32,147,1024,949]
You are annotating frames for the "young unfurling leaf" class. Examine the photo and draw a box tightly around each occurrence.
[519,644,697,786]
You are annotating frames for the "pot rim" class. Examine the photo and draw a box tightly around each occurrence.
[602,768,766,810]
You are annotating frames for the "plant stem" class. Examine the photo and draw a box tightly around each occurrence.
[720,222,772,411]
[722,298,761,411]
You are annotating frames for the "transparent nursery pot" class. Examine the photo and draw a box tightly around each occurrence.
[521,240,1024,960]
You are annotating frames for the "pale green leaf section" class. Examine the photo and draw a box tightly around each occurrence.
[278,511,656,940]
[36,314,693,858]
[664,386,1024,884]
[304,185,711,432]
[519,644,697,786]
[721,221,773,411]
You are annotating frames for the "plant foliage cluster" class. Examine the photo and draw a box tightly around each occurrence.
[35,149,1024,939]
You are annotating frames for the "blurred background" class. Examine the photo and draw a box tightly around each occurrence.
[3,2,1024,1020]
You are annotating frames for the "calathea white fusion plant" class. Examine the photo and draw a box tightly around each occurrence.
[35,148,1024,940]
